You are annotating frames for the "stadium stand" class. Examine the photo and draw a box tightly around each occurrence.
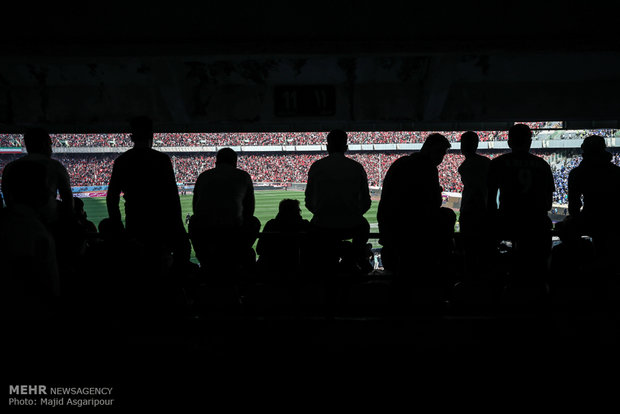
[0,149,609,203]
[1,128,618,148]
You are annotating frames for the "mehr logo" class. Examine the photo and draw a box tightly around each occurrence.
[8,385,47,395]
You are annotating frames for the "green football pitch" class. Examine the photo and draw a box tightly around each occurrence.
[81,190,380,262]
[81,190,382,263]
[80,191,462,262]
[80,190,380,232]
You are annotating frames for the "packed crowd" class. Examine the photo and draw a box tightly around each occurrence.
[2,128,616,148]
[519,121,563,129]
[0,131,506,147]
[549,150,620,204]
[3,149,619,204]
[50,152,463,190]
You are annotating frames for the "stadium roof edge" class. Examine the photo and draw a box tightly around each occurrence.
[2,121,620,135]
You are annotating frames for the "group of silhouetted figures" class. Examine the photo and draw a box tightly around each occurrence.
[1,118,620,321]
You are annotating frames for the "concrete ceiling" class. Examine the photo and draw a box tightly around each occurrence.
[2,3,619,133]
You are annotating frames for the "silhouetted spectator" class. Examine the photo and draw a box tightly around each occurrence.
[487,124,554,290]
[190,147,260,277]
[107,116,190,269]
[458,131,491,275]
[567,135,620,263]
[76,217,147,319]
[1,127,73,226]
[378,133,456,273]
[256,198,311,280]
[2,128,80,288]
[0,160,59,319]
[550,218,596,293]
[305,129,372,272]
[74,197,97,234]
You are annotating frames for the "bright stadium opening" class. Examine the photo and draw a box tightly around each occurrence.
[1,124,618,267]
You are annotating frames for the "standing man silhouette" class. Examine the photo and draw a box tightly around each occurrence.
[2,127,76,288]
[458,131,491,274]
[107,116,190,267]
[568,135,620,263]
[2,127,73,226]
[305,129,372,271]
[190,147,260,274]
[487,123,554,287]
[378,133,455,274]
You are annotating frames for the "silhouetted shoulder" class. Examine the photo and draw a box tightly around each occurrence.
[344,155,366,169]
[490,152,550,170]
[310,153,364,169]
[458,153,490,175]
[197,165,251,181]
[385,154,412,172]
[489,151,508,165]
[568,164,581,179]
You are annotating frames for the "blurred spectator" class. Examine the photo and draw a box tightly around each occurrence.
[0,159,60,318]
[74,197,97,234]
[2,128,73,226]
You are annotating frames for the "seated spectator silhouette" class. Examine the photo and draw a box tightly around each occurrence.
[0,159,60,319]
[305,129,373,273]
[74,197,97,234]
[60,197,97,296]
[550,219,596,296]
[256,198,311,281]
[107,116,190,272]
[457,131,491,276]
[377,133,456,275]
[487,123,554,292]
[78,217,147,319]
[190,147,260,279]
[567,135,620,267]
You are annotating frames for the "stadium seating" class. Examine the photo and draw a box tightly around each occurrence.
[0,150,609,204]
[1,128,617,148]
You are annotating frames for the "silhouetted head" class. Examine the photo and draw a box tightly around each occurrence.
[277,198,302,221]
[508,124,532,153]
[129,116,154,144]
[581,135,611,163]
[421,133,451,166]
[23,128,53,157]
[98,217,124,237]
[581,135,606,154]
[216,147,238,167]
[2,160,48,209]
[460,131,479,156]
[73,197,86,216]
[326,130,348,154]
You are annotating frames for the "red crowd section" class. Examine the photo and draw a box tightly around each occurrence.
[0,150,541,193]
[2,127,616,148]
[1,131,508,147]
